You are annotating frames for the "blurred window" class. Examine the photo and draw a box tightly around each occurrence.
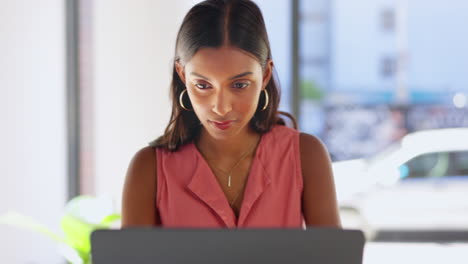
[404,152,448,179]
[451,151,468,176]
[403,151,468,179]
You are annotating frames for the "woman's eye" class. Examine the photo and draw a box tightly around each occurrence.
[195,83,210,89]
[233,82,249,89]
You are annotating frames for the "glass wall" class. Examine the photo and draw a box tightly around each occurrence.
[298,0,468,259]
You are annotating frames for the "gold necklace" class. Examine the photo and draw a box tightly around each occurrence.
[212,165,247,207]
[209,139,258,188]
[227,177,248,207]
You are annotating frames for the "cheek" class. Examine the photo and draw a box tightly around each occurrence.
[188,93,210,116]
[236,91,260,115]
[186,88,220,123]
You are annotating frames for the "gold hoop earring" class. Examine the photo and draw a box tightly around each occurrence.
[179,89,192,111]
[261,89,269,111]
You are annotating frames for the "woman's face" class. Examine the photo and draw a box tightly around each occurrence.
[176,45,272,140]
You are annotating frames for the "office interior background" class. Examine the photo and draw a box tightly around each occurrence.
[1,0,468,263]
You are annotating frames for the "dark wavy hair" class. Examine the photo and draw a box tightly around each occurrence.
[151,0,296,151]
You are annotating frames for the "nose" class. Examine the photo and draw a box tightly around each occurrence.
[211,89,232,117]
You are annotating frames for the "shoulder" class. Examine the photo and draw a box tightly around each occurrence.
[124,146,158,193]
[267,127,325,155]
[299,133,329,159]
[128,146,157,173]
[298,132,333,184]
[299,133,341,227]
[121,146,158,227]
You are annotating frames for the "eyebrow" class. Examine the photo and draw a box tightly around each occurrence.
[190,71,253,81]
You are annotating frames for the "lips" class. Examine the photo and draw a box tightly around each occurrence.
[210,120,234,130]
[213,121,232,125]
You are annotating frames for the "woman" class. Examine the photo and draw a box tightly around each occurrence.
[122,0,341,229]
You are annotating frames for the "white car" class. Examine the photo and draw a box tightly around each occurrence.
[332,128,468,240]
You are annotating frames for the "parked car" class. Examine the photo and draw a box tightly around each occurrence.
[332,128,468,240]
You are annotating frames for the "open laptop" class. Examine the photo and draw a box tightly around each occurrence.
[91,228,365,264]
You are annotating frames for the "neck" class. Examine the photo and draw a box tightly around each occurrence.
[196,126,261,162]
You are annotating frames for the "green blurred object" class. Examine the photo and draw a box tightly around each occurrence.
[0,195,121,264]
[300,80,324,100]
